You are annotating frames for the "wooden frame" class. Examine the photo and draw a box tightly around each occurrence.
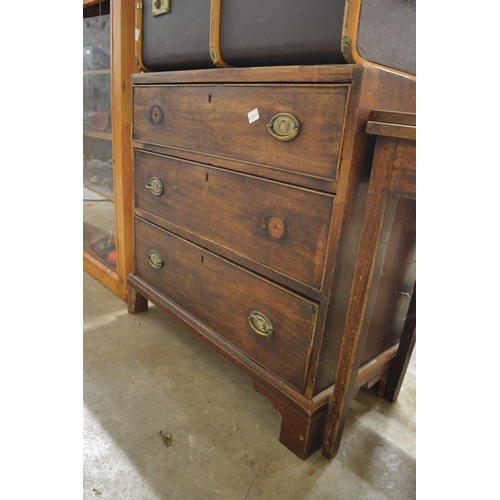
[323,110,416,459]
[83,0,103,7]
[83,0,137,301]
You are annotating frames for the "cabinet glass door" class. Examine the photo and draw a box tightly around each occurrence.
[83,12,116,270]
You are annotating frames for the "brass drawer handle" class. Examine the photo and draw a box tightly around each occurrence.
[145,177,163,196]
[148,250,163,269]
[248,311,274,337]
[266,113,300,141]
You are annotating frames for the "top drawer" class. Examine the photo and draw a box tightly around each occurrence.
[133,84,348,181]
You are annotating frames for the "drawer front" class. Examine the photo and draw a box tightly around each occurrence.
[133,84,348,181]
[135,150,334,290]
[135,218,319,392]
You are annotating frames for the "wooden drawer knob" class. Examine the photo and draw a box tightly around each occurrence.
[261,216,286,240]
[247,311,274,337]
[149,105,164,124]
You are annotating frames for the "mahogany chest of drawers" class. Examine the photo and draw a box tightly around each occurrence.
[127,65,416,458]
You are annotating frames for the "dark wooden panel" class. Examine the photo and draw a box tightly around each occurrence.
[134,218,319,392]
[370,110,416,127]
[133,84,348,181]
[367,121,416,141]
[311,67,416,395]
[135,150,334,290]
[131,65,355,85]
[389,138,416,199]
[360,196,416,364]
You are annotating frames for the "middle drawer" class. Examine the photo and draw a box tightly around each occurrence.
[135,150,334,291]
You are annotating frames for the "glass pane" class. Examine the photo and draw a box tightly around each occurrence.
[83,14,116,269]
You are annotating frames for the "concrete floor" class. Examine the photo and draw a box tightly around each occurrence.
[83,271,416,499]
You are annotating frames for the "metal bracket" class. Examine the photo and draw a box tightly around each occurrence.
[152,0,170,16]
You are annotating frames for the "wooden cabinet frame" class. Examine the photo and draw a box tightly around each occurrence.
[83,0,137,300]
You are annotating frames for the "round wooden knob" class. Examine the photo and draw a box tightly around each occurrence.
[267,216,285,240]
[261,216,287,240]
[149,105,164,124]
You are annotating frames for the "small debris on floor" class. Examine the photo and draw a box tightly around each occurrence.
[92,488,102,496]
[160,430,172,447]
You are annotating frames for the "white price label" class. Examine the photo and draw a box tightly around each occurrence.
[247,108,260,124]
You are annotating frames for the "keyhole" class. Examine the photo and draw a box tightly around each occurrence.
[208,94,212,103]
[206,173,209,182]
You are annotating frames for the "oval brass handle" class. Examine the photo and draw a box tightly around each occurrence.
[247,311,274,337]
[145,177,163,196]
[266,113,300,141]
[147,250,163,269]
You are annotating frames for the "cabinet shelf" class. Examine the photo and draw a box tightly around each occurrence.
[83,184,114,203]
[84,131,112,141]
[84,69,111,75]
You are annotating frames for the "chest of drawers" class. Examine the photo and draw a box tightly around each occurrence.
[127,65,416,458]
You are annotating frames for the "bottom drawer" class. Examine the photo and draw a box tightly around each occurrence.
[135,218,319,392]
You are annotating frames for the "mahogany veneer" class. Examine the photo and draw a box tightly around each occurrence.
[127,65,416,458]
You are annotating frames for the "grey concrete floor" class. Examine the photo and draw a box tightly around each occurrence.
[83,271,416,499]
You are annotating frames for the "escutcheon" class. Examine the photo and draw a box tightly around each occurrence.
[247,311,275,337]
[267,113,300,141]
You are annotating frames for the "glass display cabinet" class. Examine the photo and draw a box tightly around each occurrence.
[83,0,136,300]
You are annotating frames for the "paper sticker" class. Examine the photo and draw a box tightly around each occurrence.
[248,108,260,124]
[135,28,140,41]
